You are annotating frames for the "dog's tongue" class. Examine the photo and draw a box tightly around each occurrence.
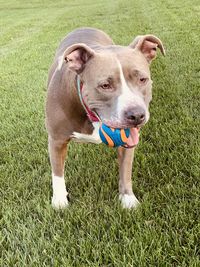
[126,128,140,147]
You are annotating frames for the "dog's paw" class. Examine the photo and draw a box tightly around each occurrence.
[119,194,140,209]
[71,132,85,142]
[51,195,69,209]
[71,131,102,144]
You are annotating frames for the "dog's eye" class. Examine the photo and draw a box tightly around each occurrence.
[139,77,148,85]
[101,83,111,90]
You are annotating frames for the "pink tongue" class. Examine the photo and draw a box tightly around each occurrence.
[127,128,140,147]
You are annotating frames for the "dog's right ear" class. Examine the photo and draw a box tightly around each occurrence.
[61,43,95,73]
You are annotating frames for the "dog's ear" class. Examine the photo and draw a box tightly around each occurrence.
[62,43,95,73]
[129,35,165,63]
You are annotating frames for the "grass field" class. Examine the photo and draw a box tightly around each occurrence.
[0,0,200,266]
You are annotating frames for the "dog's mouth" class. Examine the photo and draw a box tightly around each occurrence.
[102,119,142,148]
[123,127,140,148]
[94,112,143,148]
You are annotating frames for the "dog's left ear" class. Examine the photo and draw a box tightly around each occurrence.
[129,35,165,63]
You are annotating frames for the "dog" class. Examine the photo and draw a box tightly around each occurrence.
[46,27,165,209]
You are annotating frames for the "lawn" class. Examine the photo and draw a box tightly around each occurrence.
[0,0,199,266]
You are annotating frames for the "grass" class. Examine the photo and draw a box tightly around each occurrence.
[0,0,200,266]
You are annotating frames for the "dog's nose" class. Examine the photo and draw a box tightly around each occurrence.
[124,107,146,126]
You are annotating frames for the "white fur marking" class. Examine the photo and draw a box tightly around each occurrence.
[71,122,102,144]
[52,174,69,209]
[119,194,140,209]
[116,60,146,120]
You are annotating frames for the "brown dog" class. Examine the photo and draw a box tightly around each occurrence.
[46,27,165,209]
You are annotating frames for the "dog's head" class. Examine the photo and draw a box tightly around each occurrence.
[63,35,165,129]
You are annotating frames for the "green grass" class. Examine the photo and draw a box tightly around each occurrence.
[0,0,200,266]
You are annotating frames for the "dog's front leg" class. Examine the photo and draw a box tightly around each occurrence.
[48,137,69,209]
[118,146,140,209]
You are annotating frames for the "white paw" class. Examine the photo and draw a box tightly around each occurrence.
[71,131,102,144]
[119,194,140,209]
[52,174,68,209]
[71,132,84,141]
[51,195,69,209]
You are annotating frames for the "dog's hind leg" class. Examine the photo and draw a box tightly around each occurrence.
[118,146,140,209]
[48,137,69,209]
